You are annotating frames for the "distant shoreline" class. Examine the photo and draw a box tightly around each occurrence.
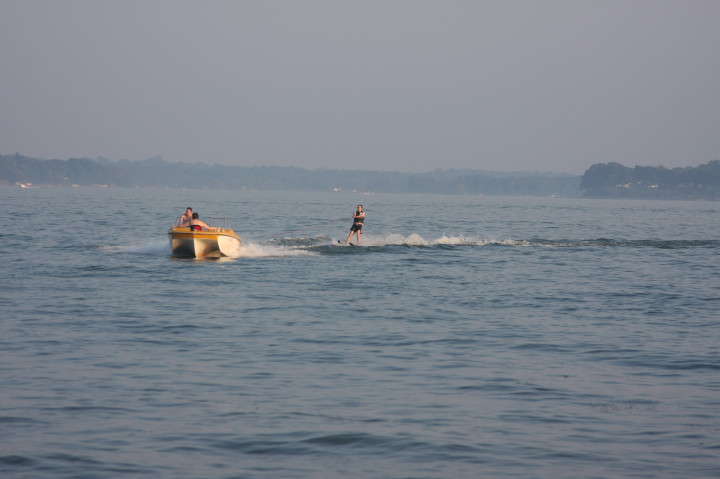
[0,153,582,198]
[2,154,719,200]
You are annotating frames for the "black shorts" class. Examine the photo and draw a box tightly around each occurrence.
[350,223,363,232]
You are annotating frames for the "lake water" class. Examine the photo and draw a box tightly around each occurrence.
[1,187,719,478]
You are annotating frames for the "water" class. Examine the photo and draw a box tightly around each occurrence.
[1,187,719,478]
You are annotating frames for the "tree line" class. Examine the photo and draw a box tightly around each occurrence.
[2,153,719,199]
[0,154,580,197]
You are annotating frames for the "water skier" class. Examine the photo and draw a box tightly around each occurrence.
[346,204,365,244]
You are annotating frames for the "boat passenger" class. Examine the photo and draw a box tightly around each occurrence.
[177,207,193,226]
[189,212,217,231]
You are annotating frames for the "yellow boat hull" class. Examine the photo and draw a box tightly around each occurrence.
[168,226,241,258]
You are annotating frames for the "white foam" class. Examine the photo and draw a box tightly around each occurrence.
[225,241,315,258]
[357,233,521,247]
[101,240,171,255]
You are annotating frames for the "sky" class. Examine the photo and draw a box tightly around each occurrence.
[1,1,719,174]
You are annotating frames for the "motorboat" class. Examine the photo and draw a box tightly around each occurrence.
[168,217,241,258]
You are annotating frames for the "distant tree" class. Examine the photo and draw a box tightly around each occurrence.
[580,162,633,191]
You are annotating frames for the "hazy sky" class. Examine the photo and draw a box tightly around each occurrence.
[1,1,718,174]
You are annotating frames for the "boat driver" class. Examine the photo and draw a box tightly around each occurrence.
[178,207,193,226]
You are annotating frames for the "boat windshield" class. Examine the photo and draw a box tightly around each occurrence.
[173,216,233,229]
[209,217,233,230]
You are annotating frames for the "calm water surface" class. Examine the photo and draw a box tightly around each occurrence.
[1,187,719,478]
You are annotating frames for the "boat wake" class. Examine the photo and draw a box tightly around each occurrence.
[355,233,523,247]
[103,239,315,259]
[103,234,720,259]
[100,240,170,255]
[220,241,315,258]
[271,234,720,250]
[268,234,525,249]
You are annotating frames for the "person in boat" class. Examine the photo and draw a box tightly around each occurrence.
[345,204,365,244]
[189,212,217,231]
[177,207,193,226]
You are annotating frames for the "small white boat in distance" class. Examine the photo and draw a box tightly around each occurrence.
[168,217,241,258]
